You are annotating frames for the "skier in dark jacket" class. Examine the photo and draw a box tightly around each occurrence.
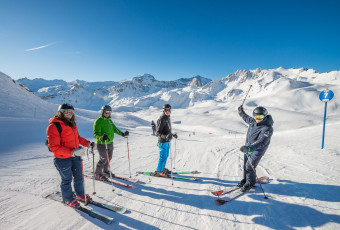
[237,105,274,192]
[151,120,156,136]
[155,104,178,177]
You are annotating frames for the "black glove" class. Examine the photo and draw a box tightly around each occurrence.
[238,105,245,116]
[88,142,97,150]
[173,133,178,139]
[101,134,109,142]
[166,133,173,141]
[122,130,129,137]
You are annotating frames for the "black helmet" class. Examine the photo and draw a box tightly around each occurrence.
[253,106,268,117]
[101,105,112,113]
[58,103,74,112]
[163,104,171,110]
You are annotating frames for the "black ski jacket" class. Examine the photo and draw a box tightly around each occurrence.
[157,113,172,143]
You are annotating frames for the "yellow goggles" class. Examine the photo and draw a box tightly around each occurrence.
[253,114,265,120]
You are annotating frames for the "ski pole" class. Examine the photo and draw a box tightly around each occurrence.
[79,156,88,205]
[90,146,96,195]
[169,142,174,185]
[244,152,268,199]
[241,85,252,106]
[173,137,177,170]
[126,137,132,178]
[105,140,115,192]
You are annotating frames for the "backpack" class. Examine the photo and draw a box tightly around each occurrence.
[45,122,62,152]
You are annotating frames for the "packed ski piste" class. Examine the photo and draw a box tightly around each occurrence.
[1,70,340,229]
[43,100,273,225]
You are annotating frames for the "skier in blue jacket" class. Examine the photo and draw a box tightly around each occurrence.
[237,105,274,192]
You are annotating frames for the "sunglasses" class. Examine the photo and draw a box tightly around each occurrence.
[253,114,265,120]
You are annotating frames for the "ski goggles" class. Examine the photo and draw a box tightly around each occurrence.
[253,114,265,120]
[164,108,171,112]
[63,110,74,116]
[104,110,112,114]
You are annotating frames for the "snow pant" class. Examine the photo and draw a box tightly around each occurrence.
[95,142,114,175]
[243,150,264,185]
[152,127,156,135]
[54,156,84,202]
[156,142,170,172]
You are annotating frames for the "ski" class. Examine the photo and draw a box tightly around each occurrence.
[75,196,127,214]
[257,176,270,184]
[215,188,247,206]
[170,170,199,174]
[211,176,270,196]
[84,174,133,189]
[46,192,113,225]
[211,186,239,196]
[136,171,199,181]
[114,176,141,184]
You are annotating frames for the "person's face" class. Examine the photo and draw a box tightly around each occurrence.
[103,110,111,117]
[164,108,171,116]
[63,110,74,119]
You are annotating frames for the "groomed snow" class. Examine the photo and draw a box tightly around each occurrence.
[0,70,340,229]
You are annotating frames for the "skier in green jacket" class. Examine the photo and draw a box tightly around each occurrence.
[93,105,129,180]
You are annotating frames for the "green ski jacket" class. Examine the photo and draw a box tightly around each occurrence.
[93,115,123,145]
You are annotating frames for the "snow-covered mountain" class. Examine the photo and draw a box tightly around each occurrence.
[17,68,340,113]
[0,72,57,118]
[17,74,212,111]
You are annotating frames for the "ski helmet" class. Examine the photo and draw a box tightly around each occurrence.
[58,103,74,113]
[253,106,268,117]
[163,104,171,110]
[101,105,112,113]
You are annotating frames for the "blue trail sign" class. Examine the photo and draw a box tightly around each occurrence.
[319,89,334,149]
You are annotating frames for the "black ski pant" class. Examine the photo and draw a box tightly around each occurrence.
[243,151,264,186]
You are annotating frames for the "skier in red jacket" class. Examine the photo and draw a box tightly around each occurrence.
[47,103,95,207]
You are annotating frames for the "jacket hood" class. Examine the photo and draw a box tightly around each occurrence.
[49,117,62,124]
[257,115,274,127]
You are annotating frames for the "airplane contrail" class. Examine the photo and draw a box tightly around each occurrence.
[25,42,58,51]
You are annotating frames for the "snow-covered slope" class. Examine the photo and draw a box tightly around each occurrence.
[0,72,57,119]
[1,68,340,229]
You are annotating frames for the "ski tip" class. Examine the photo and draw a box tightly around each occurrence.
[211,191,223,196]
[214,199,227,206]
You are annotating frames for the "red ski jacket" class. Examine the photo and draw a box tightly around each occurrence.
[46,117,89,158]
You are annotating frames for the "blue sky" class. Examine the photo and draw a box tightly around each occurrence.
[0,0,339,82]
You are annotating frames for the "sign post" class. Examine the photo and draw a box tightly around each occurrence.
[319,89,334,149]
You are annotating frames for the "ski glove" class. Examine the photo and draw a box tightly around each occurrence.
[101,134,109,142]
[121,130,129,137]
[88,142,97,150]
[240,145,254,154]
[166,133,173,141]
[238,105,245,116]
[173,133,178,139]
[72,147,86,157]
